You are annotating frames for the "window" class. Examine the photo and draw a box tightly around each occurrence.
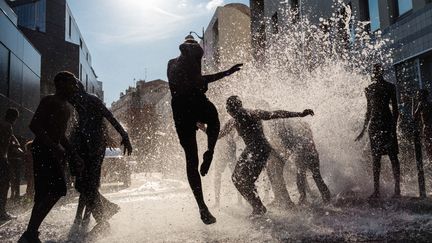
[368,0,380,32]
[80,38,83,49]
[13,0,46,32]
[397,0,412,16]
[85,74,88,91]
[0,45,10,96]
[69,16,72,37]
[271,12,279,34]
[79,64,82,80]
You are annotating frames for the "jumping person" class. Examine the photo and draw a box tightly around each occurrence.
[356,64,400,199]
[19,71,83,243]
[167,34,242,224]
[219,96,314,216]
[0,108,19,221]
[69,81,132,233]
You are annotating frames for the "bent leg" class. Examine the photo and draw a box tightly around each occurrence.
[26,195,61,233]
[232,147,268,214]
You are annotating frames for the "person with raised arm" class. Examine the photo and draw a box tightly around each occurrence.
[167,34,242,224]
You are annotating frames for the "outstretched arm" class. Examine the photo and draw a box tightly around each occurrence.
[253,109,314,120]
[218,119,236,139]
[203,64,243,84]
[98,100,132,155]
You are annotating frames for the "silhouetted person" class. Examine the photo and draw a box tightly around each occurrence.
[213,131,243,206]
[272,119,330,205]
[356,64,400,199]
[69,81,132,233]
[8,138,24,200]
[167,34,242,224]
[219,96,314,216]
[19,71,83,243]
[414,89,432,160]
[0,108,19,221]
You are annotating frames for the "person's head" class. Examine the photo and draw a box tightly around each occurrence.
[54,71,78,98]
[372,63,384,81]
[179,34,203,62]
[226,96,243,116]
[417,89,429,102]
[4,108,19,124]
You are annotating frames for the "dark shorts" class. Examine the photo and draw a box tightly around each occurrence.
[171,95,219,147]
[32,141,67,202]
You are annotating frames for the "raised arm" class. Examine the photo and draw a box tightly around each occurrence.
[253,109,314,120]
[203,64,243,84]
[218,119,236,139]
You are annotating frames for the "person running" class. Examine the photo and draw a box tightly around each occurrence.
[19,71,83,243]
[0,108,19,221]
[272,119,330,205]
[414,89,432,160]
[69,81,132,233]
[356,63,400,199]
[219,96,314,216]
[167,34,242,224]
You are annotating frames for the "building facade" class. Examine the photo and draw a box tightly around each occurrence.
[0,0,41,138]
[202,3,252,72]
[111,80,180,173]
[7,0,102,99]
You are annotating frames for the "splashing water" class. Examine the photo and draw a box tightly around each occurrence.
[205,0,397,198]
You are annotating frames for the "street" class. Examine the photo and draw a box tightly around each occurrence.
[2,173,432,242]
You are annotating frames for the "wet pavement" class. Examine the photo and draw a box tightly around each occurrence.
[2,174,432,242]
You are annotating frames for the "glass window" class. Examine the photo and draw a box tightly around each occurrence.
[368,0,380,32]
[397,0,412,16]
[0,45,10,96]
[13,0,46,32]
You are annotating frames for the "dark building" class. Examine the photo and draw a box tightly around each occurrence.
[0,0,41,138]
[7,0,103,99]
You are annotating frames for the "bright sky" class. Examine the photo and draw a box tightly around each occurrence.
[67,0,249,106]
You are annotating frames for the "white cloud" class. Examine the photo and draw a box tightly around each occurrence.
[93,0,209,44]
[206,0,225,10]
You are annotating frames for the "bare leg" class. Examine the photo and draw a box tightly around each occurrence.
[214,170,223,206]
[26,195,61,233]
[296,166,307,205]
[180,130,215,224]
[232,148,269,215]
[310,166,331,203]
[370,155,381,199]
[267,151,294,208]
[389,153,401,197]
